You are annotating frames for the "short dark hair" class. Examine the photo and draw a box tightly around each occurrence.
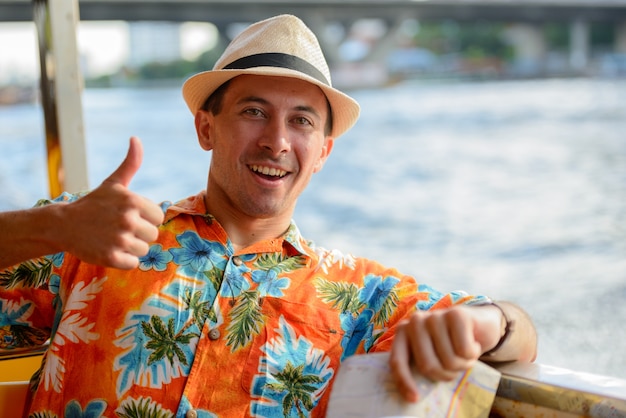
[200,79,232,115]
[200,78,334,136]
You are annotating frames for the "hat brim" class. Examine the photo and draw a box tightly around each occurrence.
[182,67,360,138]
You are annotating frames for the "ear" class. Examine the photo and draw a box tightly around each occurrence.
[313,136,335,173]
[195,110,214,151]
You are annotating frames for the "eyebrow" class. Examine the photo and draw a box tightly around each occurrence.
[237,95,268,106]
[237,96,323,119]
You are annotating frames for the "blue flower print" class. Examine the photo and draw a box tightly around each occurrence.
[169,231,228,276]
[139,244,173,271]
[64,399,106,418]
[48,274,61,295]
[339,309,374,360]
[49,251,64,267]
[0,300,46,349]
[0,300,33,329]
[220,258,252,298]
[160,200,172,213]
[251,268,290,298]
[415,283,445,310]
[360,274,399,313]
[50,191,81,204]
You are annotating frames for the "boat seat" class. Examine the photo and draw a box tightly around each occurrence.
[0,381,29,418]
[0,345,46,417]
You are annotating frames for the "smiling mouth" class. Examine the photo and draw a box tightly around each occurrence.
[249,164,288,178]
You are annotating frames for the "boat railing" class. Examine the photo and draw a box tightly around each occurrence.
[492,361,626,417]
[1,347,626,417]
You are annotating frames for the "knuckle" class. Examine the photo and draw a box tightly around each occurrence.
[135,241,150,256]
[439,354,454,370]
[416,362,438,378]
[408,311,426,327]
[147,225,160,242]
[440,356,464,372]
[388,356,403,375]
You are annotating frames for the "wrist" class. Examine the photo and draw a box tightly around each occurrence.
[481,302,514,357]
[39,202,69,254]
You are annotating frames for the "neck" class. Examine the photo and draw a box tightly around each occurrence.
[220,214,291,253]
[203,190,293,253]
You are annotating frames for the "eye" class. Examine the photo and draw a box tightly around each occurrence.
[293,116,313,126]
[243,108,265,118]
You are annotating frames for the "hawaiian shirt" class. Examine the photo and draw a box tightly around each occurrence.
[0,191,486,418]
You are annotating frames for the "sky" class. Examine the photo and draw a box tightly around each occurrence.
[0,21,216,85]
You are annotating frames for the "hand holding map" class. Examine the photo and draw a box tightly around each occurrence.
[326,352,501,418]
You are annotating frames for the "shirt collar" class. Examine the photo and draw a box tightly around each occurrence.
[161,191,207,223]
[162,192,313,259]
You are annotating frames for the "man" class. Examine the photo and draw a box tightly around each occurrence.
[0,14,536,417]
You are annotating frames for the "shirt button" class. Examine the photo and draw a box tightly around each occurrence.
[186,410,198,418]
[208,328,221,340]
[232,256,243,266]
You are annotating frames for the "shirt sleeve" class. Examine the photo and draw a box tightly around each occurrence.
[352,260,489,354]
[0,193,80,350]
[0,254,58,349]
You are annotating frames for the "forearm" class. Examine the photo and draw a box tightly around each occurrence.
[0,204,68,269]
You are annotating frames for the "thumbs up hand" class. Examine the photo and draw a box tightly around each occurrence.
[60,137,164,269]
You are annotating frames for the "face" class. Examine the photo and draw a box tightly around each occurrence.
[195,75,334,221]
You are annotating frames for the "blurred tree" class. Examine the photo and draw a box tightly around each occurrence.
[414,20,513,60]
[544,23,569,50]
[591,23,614,47]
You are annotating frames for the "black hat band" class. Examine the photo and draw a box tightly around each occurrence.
[223,53,330,86]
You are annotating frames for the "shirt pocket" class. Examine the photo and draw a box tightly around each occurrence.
[240,296,345,396]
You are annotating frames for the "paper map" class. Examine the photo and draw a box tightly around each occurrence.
[326,352,501,418]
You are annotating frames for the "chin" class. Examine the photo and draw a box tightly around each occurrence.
[242,204,283,219]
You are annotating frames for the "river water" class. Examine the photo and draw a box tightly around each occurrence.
[1,77,625,380]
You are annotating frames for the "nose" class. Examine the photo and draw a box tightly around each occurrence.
[258,118,291,156]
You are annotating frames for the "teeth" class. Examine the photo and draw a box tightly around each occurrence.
[251,165,287,177]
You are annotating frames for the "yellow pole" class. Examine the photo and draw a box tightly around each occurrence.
[33,0,61,197]
[32,0,89,198]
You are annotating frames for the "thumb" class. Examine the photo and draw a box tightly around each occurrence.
[105,136,143,187]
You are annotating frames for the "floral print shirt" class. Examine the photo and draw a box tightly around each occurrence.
[0,191,486,418]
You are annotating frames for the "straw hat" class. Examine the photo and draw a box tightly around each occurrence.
[182,14,360,138]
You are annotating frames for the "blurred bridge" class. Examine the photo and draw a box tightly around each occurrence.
[3,2,626,45]
[1,0,626,23]
[2,0,625,82]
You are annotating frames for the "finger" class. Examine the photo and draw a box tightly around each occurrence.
[106,232,148,269]
[108,250,140,270]
[428,313,476,372]
[139,196,165,226]
[105,136,143,188]
[134,220,160,244]
[408,313,459,381]
[127,237,151,258]
[450,313,483,360]
[389,324,420,402]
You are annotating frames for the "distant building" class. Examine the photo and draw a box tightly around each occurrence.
[127,22,182,68]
